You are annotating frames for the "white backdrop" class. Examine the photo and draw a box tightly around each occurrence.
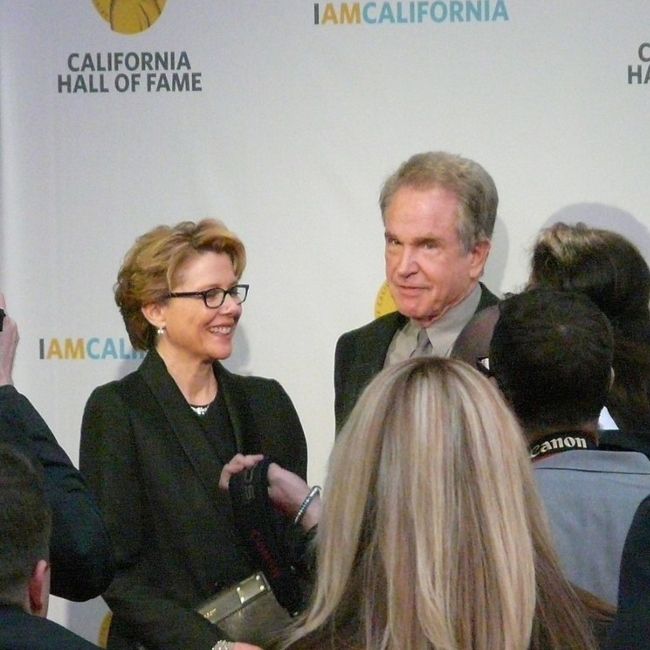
[2,0,650,642]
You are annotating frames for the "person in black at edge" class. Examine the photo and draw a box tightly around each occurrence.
[0,293,114,602]
[606,494,650,649]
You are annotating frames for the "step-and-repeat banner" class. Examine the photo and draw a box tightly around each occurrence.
[1,0,649,642]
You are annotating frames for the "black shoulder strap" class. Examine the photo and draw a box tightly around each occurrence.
[229,457,303,615]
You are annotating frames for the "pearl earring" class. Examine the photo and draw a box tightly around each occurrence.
[157,327,165,335]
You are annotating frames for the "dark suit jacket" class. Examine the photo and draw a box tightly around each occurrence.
[599,429,650,461]
[80,350,307,650]
[0,385,114,601]
[606,495,650,649]
[0,605,99,649]
[334,283,499,431]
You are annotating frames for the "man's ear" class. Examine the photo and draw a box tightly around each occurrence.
[469,239,491,280]
[28,560,50,617]
[141,302,165,330]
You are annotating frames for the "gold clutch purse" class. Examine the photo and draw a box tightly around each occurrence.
[196,572,294,647]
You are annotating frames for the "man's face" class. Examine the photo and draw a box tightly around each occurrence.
[384,185,490,328]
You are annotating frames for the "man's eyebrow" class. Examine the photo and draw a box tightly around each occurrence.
[412,236,441,246]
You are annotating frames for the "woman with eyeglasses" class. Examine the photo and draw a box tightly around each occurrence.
[80,219,306,650]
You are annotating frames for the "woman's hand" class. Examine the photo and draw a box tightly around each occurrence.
[218,453,264,490]
[266,463,311,520]
[219,455,321,530]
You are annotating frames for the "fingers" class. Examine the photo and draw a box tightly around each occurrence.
[218,454,264,490]
[228,453,264,472]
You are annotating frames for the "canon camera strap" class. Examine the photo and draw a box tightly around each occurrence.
[529,431,597,461]
[229,457,303,615]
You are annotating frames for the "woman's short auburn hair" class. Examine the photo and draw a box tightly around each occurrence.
[115,219,246,350]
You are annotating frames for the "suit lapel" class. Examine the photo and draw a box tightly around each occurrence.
[213,363,253,454]
[359,312,406,377]
[476,282,499,312]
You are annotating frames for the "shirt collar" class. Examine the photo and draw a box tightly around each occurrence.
[385,284,482,364]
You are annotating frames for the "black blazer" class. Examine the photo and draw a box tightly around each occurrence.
[606,495,650,649]
[0,386,114,601]
[80,350,307,650]
[0,605,99,649]
[334,283,499,431]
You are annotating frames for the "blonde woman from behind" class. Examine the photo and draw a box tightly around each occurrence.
[280,358,599,649]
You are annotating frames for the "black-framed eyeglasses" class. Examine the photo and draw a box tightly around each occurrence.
[166,284,249,309]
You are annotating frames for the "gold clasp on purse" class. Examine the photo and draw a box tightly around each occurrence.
[236,573,268,605]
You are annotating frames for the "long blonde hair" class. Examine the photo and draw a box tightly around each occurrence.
[284,358,595,649]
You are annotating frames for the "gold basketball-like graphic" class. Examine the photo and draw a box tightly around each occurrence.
[374,281,397,318]
[92,0,167,34]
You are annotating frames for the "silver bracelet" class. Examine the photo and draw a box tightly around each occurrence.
[212,641,234,650]
[294,485,321,526]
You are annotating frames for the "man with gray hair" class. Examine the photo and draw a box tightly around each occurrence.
[334,151,499,431]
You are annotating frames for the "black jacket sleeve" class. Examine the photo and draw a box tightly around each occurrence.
[0,385,115,601]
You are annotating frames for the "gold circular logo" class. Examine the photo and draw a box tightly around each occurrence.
[375,281,397,318]
[92,0,167,35]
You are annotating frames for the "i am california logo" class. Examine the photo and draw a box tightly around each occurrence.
[313,0,509,25]
[39,336,145,361]
[92,0,167,35]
